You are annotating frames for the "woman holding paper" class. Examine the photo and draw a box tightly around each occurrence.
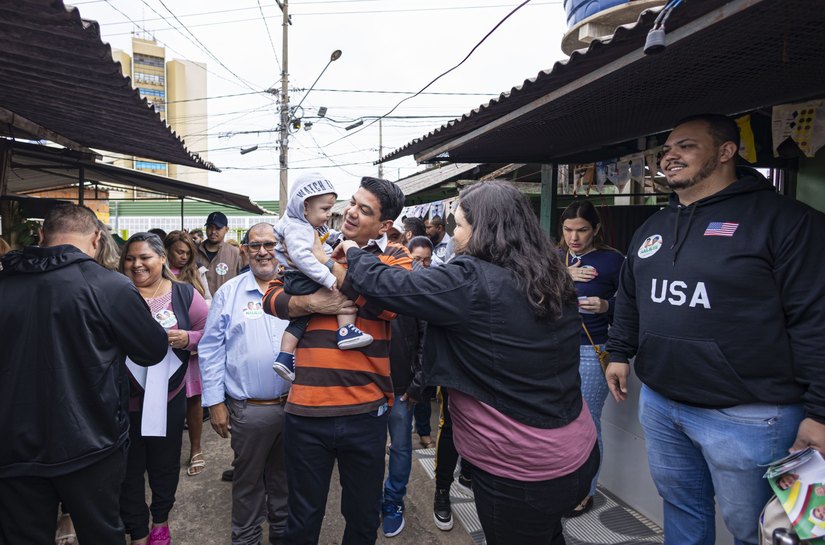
[119,232,208,545]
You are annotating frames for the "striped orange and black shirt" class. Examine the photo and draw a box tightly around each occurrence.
[263,239,412,417]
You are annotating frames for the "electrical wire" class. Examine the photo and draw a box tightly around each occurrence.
[300,88,499,97]
[148,0,266,93]
[101,0,270,95]
[324,0,534,147]
[107,1,561,36]
[256,0,282,72]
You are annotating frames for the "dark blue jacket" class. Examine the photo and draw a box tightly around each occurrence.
[607,174,825,420]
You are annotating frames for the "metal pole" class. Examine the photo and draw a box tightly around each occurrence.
[278,0,289,217]
[378,118,384,179]
[539,164,558,237]
[78,165,85,205]
[180,197,185,229]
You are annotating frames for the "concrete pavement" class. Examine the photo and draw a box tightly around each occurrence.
[170,402,474,545]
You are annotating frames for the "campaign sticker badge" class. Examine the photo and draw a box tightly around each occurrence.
[154,309,178,329]
[215,262,229,276]
[243,301,264,320]
[638,234,663,259]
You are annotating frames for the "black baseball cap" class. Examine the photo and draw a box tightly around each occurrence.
[205,211,228,228]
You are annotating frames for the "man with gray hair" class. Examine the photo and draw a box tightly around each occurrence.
[0,203,168,545]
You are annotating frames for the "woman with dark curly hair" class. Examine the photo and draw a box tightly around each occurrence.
[329,180,598,545]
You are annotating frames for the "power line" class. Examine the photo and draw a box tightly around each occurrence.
[256,0,282,72]
[101,0,269,94]
[324,0,535,147]
[301,88,499,96]
[106,2,561,36]
[161,90,273,105]
[146,0,265,93]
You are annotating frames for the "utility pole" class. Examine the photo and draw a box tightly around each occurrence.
[278,0,289,217]
[378,118,384,179]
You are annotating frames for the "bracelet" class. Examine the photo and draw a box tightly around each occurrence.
[324,258,335,272]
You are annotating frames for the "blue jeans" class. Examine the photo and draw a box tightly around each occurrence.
[639,385,804,545]
[384,398,414,505]
[580,344,609,497]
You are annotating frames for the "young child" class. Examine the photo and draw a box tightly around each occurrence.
[272,173,372,382]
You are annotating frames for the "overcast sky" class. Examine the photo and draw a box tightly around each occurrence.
[72,0,570,201]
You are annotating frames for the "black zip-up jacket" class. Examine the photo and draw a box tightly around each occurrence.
[0,245,168,477]
[606,174,825,421]
[389,314,425,401]
[346,249,582,429]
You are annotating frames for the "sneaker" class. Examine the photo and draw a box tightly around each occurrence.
[147,525,171,545]
[336,324,373,350]
[433,488,453,531]
[272,352,295,382]
[382,500,405,537]
[456,472,474,498]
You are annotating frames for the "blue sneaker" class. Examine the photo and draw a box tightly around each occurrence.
[272,351,295,382]
[382,500,405,537]
[336,323,373,350]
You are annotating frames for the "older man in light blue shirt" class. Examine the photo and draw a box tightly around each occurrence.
[199,223,290,545]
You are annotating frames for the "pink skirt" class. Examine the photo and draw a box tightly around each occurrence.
[184,354,203,397]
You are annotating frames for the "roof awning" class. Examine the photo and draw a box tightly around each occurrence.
[3,141,269,214]
[383,0,825,165]
[396,163,483,196]
[0,0,216,171]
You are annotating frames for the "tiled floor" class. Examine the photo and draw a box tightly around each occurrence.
[416,448,664,545]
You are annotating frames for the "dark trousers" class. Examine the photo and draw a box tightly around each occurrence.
[120,389,186,540]
[0,448,127,545]
[284,270,323,339]
[473,443,599,545]
[412,389,433,437]
[283,409,388,545]
[434,388,473,490]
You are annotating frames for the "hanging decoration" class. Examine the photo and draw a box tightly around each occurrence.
[772,101,825,158]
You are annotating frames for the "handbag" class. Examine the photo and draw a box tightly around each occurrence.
[581,322,610,374]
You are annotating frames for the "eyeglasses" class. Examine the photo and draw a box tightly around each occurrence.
[412,256,432,265]
[244,241,276,252]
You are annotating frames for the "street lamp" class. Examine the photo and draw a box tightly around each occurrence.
[279,49,342,215]
[294,50,342,112]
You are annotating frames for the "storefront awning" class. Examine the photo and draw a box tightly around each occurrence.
[3,141,269,214]
[383,0,825,165]
[0,0,216,171]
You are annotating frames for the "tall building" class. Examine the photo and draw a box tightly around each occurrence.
[110,37,209,189]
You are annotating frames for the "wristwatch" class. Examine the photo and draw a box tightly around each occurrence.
[324,258,335,271]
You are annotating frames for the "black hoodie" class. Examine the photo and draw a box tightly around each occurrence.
[0,245,168,477]
[606,174,825,422]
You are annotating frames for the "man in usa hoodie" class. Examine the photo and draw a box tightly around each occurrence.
[606,114,825,545]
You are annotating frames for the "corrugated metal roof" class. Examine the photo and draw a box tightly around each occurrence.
[5,141,270,214]
[382,0,825,165]
[0,0,215,171]
[396,163,482,195]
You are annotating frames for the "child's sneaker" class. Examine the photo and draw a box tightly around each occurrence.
[273,352,295,382]
[337,324,373,350]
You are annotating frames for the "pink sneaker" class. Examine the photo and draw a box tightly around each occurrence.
[148,525,171,545]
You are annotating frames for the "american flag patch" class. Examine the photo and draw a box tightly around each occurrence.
[704,222,739,237]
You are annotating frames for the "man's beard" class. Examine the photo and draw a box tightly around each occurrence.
[666,154,719,191]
